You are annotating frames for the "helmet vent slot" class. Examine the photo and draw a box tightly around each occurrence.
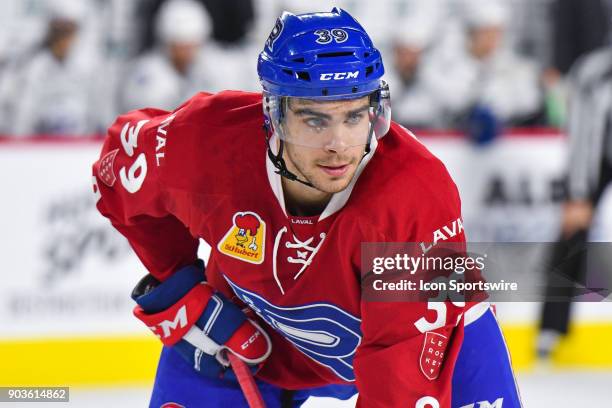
[296,71,311,81]
[365,66,374,77]
[292,57,305,63]
[317,51,354,58]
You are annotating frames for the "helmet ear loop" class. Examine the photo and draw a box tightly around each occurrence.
[363,90,383,157]
[264,98,288,174]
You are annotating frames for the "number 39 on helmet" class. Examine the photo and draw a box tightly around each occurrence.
[257,7,392,146]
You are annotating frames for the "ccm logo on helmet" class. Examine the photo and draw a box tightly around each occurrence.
[320,71,359,81]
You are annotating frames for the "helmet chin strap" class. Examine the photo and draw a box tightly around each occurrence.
[263,121,316,189]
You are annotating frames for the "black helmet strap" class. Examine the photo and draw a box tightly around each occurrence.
[264,121,316,189]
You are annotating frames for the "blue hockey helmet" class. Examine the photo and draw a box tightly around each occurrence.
[258,8,391,149]
[258,8,385,99]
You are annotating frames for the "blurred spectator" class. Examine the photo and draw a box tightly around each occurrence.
[386,19,444,129]
[538,47,612,359]
[423,0,542,135]
[119,0,214,112]
[0,0,99,136]
[0,0,573,135]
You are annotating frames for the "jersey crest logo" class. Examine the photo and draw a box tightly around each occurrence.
[420,331,449,380]
[218,212,266,264]
[225,276,362,382]
[96,148,119,187]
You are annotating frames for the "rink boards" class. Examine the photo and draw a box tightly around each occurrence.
[1,131,611,385]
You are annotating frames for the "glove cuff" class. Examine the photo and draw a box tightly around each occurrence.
[221,319,272,366]
[134,282,214,346]
[132,264,204,313]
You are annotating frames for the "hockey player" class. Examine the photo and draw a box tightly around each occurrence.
[93,8,521,407]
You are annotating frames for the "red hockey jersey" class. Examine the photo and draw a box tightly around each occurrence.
[93,91,469,407]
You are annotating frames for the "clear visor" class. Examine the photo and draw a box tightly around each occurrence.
[263,81,391,150]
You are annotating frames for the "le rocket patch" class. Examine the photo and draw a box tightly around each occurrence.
[217,212,266,264]
[419,331,449,380]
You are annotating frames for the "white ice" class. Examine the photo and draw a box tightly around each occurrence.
[9,370,611,407]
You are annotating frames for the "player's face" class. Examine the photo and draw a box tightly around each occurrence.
[282,96,370,193]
